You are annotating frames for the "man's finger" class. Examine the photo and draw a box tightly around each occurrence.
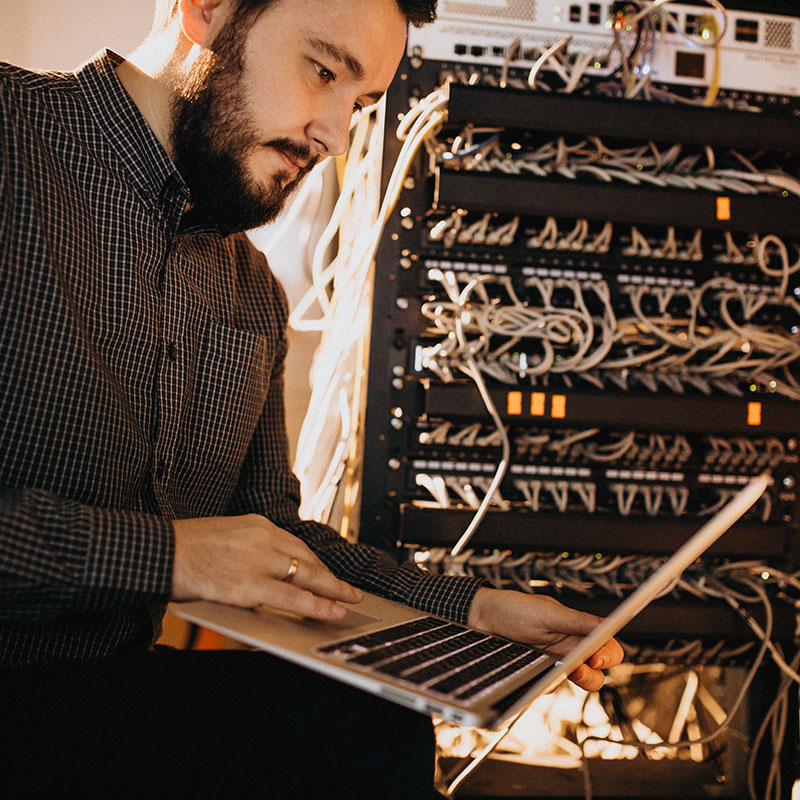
[586,638,625,670]
[568,664,606,693]
[269,548,362,604]
[255,580,350,621]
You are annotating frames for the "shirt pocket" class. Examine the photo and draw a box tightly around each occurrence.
[178,322,270,510]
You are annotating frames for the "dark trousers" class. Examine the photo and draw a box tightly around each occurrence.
[1,648,436,799]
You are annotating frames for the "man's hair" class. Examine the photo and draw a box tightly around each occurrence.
[152,0,437,33]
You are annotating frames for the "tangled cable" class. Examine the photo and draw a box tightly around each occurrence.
[420,255,800,399]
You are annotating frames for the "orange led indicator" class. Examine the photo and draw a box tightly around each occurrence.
[552,395,566,419]
[747,401,762,426]
[507,391,523,415]
[531,392,546,416]
[716,196,731,221]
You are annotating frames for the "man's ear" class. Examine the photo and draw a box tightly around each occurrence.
[178,0,225,46]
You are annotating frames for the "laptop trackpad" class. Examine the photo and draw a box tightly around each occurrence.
[317,607,381,629]
[256,604,380,630]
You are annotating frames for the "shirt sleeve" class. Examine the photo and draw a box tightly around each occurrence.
[225,322,489,627]
[0,483,174,624]
[1,71,9,204]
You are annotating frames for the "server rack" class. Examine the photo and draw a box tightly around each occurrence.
[355,3,800,796]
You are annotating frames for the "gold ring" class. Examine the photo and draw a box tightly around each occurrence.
[284,556,299,582]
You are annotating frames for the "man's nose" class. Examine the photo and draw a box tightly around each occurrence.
[307,103,353,159]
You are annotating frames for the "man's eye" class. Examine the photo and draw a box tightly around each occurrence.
[314,62,335,83]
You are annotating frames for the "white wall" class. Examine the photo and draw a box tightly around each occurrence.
[0,0,153,70]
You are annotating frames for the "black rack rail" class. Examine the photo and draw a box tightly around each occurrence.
[435,168,800,235]
[398,506,792,560]
[446,83,800,153]
[424,383,800,435]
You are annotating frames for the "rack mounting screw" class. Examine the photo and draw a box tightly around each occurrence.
[388,458,401,470]
[396,297,409,309]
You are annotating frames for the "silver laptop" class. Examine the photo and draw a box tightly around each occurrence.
[170,473,769,730]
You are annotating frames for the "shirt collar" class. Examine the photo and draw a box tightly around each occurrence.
[74,49,190,211]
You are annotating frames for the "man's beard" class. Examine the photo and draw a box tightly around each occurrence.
[171,20,317,236]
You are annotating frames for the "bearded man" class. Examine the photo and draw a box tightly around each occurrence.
[0,1,622,796]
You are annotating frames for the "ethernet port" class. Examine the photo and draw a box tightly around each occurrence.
[569,4,581,23]
[588,3,602,24]
[735,17,758,43]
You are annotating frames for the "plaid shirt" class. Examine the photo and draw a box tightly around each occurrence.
[0,50,485,668]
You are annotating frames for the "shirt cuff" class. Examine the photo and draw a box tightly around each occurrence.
[79,503,175,611]
[405,572,491,626]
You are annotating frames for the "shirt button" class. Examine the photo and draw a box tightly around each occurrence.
[166,341,178,361]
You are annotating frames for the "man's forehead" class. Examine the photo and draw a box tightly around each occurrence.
[288,0,408,77]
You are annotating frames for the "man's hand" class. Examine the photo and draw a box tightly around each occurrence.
[468,588,624,692]
[171,514,362,620]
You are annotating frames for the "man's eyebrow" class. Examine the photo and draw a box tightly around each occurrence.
[306,34,364,80]
[305,34,385,103]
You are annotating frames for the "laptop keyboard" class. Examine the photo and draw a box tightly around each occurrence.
[318,616,546,700]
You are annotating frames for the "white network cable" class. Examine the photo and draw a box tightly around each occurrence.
[627,0,729,48]
[437,271,511,557]
[606,0,728,102]
[458,134,800,200]
[576,569,786,800]
[288,89,448,523]
[420,260,800,400]
[447,1,731,105]
[439,558,796,800]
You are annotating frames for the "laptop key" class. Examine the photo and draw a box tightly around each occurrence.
[395,638,512,685]
[428,646,543,697]
[347,623,465,666]
[318,616,448,655]
[374,631,493,678]
[454,649,546,700]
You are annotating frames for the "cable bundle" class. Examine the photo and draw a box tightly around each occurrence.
[429,554,800,800]
[443,134,800,200]
[286,88,448,523]
[420,257,800,399]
